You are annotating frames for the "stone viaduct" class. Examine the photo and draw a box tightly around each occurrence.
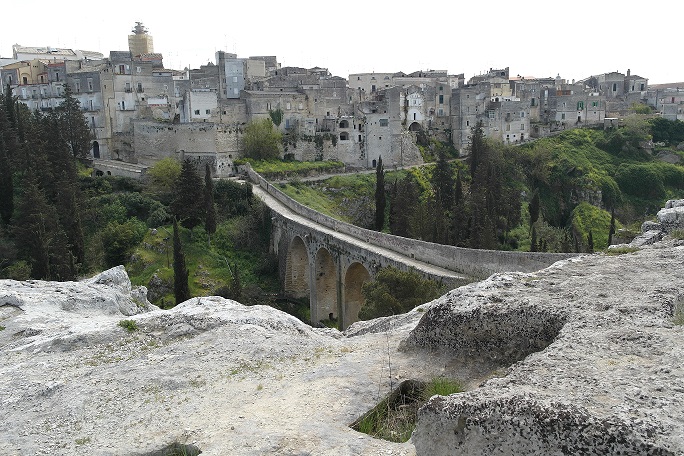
[245,165,578,330]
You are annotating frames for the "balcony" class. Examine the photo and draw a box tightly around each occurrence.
[124,88,132,93]
[136,87,144,93]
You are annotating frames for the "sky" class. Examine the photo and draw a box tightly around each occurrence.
[2,0,682,85]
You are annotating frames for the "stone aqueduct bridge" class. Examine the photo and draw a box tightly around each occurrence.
[245,166,577,330]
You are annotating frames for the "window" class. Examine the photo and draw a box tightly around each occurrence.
[137,82,143,93]
[75,81,80,93]
[286,102,291,110]
[561,113,565,120]
[438,108,444,116]
[205,109,210,114]
[371,84,376,92]
[506,124,510,131]
[232,76,238,83]
[466,120,470,127]
[340,132,349,140]
[194,109,200,115]
[531,97,535,106]
[577,101,584,110]
[266,102,271,110]
[233,88,238,95]
[55,72,59,81]
[520,112,525,118]
[592,101,598,107]
[640,83,645,91]
[298,103,303,110]
[87,78,93,91]
[521,123,524,130]
[379,119,388,127]
[136,67,141,73]
[439,94,444,104]
[612,83,617,92]
[125,82,131,92]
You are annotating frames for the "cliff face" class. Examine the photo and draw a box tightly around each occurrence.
[1,242,684,455]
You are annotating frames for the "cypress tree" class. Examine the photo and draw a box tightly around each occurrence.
[468,121,486,180]
[171,160,204,230]
[587,231,594,253]
[0,134,13,225]
[374,156,386,231]
[608,207,616,246]
[529,188,540,230]
[530,226,538,252]
[204,163,217,243]
[173,218,190,305]
[57,84,92,159]
[431,147,454,211]
[229,263,242,301]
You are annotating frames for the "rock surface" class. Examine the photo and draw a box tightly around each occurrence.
[0,267,487,455]
[406,243,684,455]
[2,243,684,455]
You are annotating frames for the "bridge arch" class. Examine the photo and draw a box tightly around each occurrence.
[284,236,310,299]
[314,247,337,325]
[343,262,371,329]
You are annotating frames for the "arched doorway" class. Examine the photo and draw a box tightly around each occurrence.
[92,141,100,159]
[343,262,371,329]
[285,236,310,299]
[314,247,337,326]
[409,122,421,132]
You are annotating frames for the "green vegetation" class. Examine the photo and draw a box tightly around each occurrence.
[352,378,464,443]
[236,157,345,179]
[118,319,138,332]
[279,117,684,254]
[360,267,444,320]
[242,118,282,160]
[604,246,640,255]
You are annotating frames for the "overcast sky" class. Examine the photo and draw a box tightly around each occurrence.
[2,0,681,85]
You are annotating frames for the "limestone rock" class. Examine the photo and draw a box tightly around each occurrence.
[630,229,665,247]
[407,244,684,455]
[657,205,684,233]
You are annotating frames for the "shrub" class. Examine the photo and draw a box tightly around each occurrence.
[359,267,443,320]
[102,218,147,267]
[118,319,138,332]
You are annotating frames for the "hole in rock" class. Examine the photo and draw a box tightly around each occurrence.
[350,378,463,443]
[138,442,202,456]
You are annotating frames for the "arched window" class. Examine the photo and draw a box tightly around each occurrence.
[340,132,349,141]
[339,120,349,128]
[92,141,100,159]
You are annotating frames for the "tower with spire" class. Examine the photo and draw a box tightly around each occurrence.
[128,22,154,57]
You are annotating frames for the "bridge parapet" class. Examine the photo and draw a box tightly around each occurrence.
[244,164,578,279]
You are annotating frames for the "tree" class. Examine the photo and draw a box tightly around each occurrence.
[529,188,540,230]
[389,174,418,237]
[0,134,13,224]
[608,207,616,246]
[530,226,538,252]
[242,118,281,160]
[204,163,217,243]
[101,219,146,268]
[173,218,190,305]
[229,263,242,301]
[171,160,204,230]
[431,148,455,211]
[268,107,284,127]
[359,267,443,320]
[148,157,181,193]
[13,174,74,280]
[56,84,92,159]
[468,121,486,180]
[374,156,386,231]
[587,231,594,253]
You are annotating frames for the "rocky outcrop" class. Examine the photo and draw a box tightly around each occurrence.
[407,244,684,455]
[610,199,684,250]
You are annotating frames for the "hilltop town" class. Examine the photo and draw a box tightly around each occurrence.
[2,22,683,178]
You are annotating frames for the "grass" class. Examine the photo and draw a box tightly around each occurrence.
[118,319,138,332]
[236,158,345,177]
[352,378,464,443]
[604,246,640,255]
[669,229,684,240]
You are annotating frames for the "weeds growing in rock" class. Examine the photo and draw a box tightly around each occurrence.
[604,246,640,255]
[351,377,464,443]
[674,298,684,326]
[669,229,684,240]
[118,319,138,332]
